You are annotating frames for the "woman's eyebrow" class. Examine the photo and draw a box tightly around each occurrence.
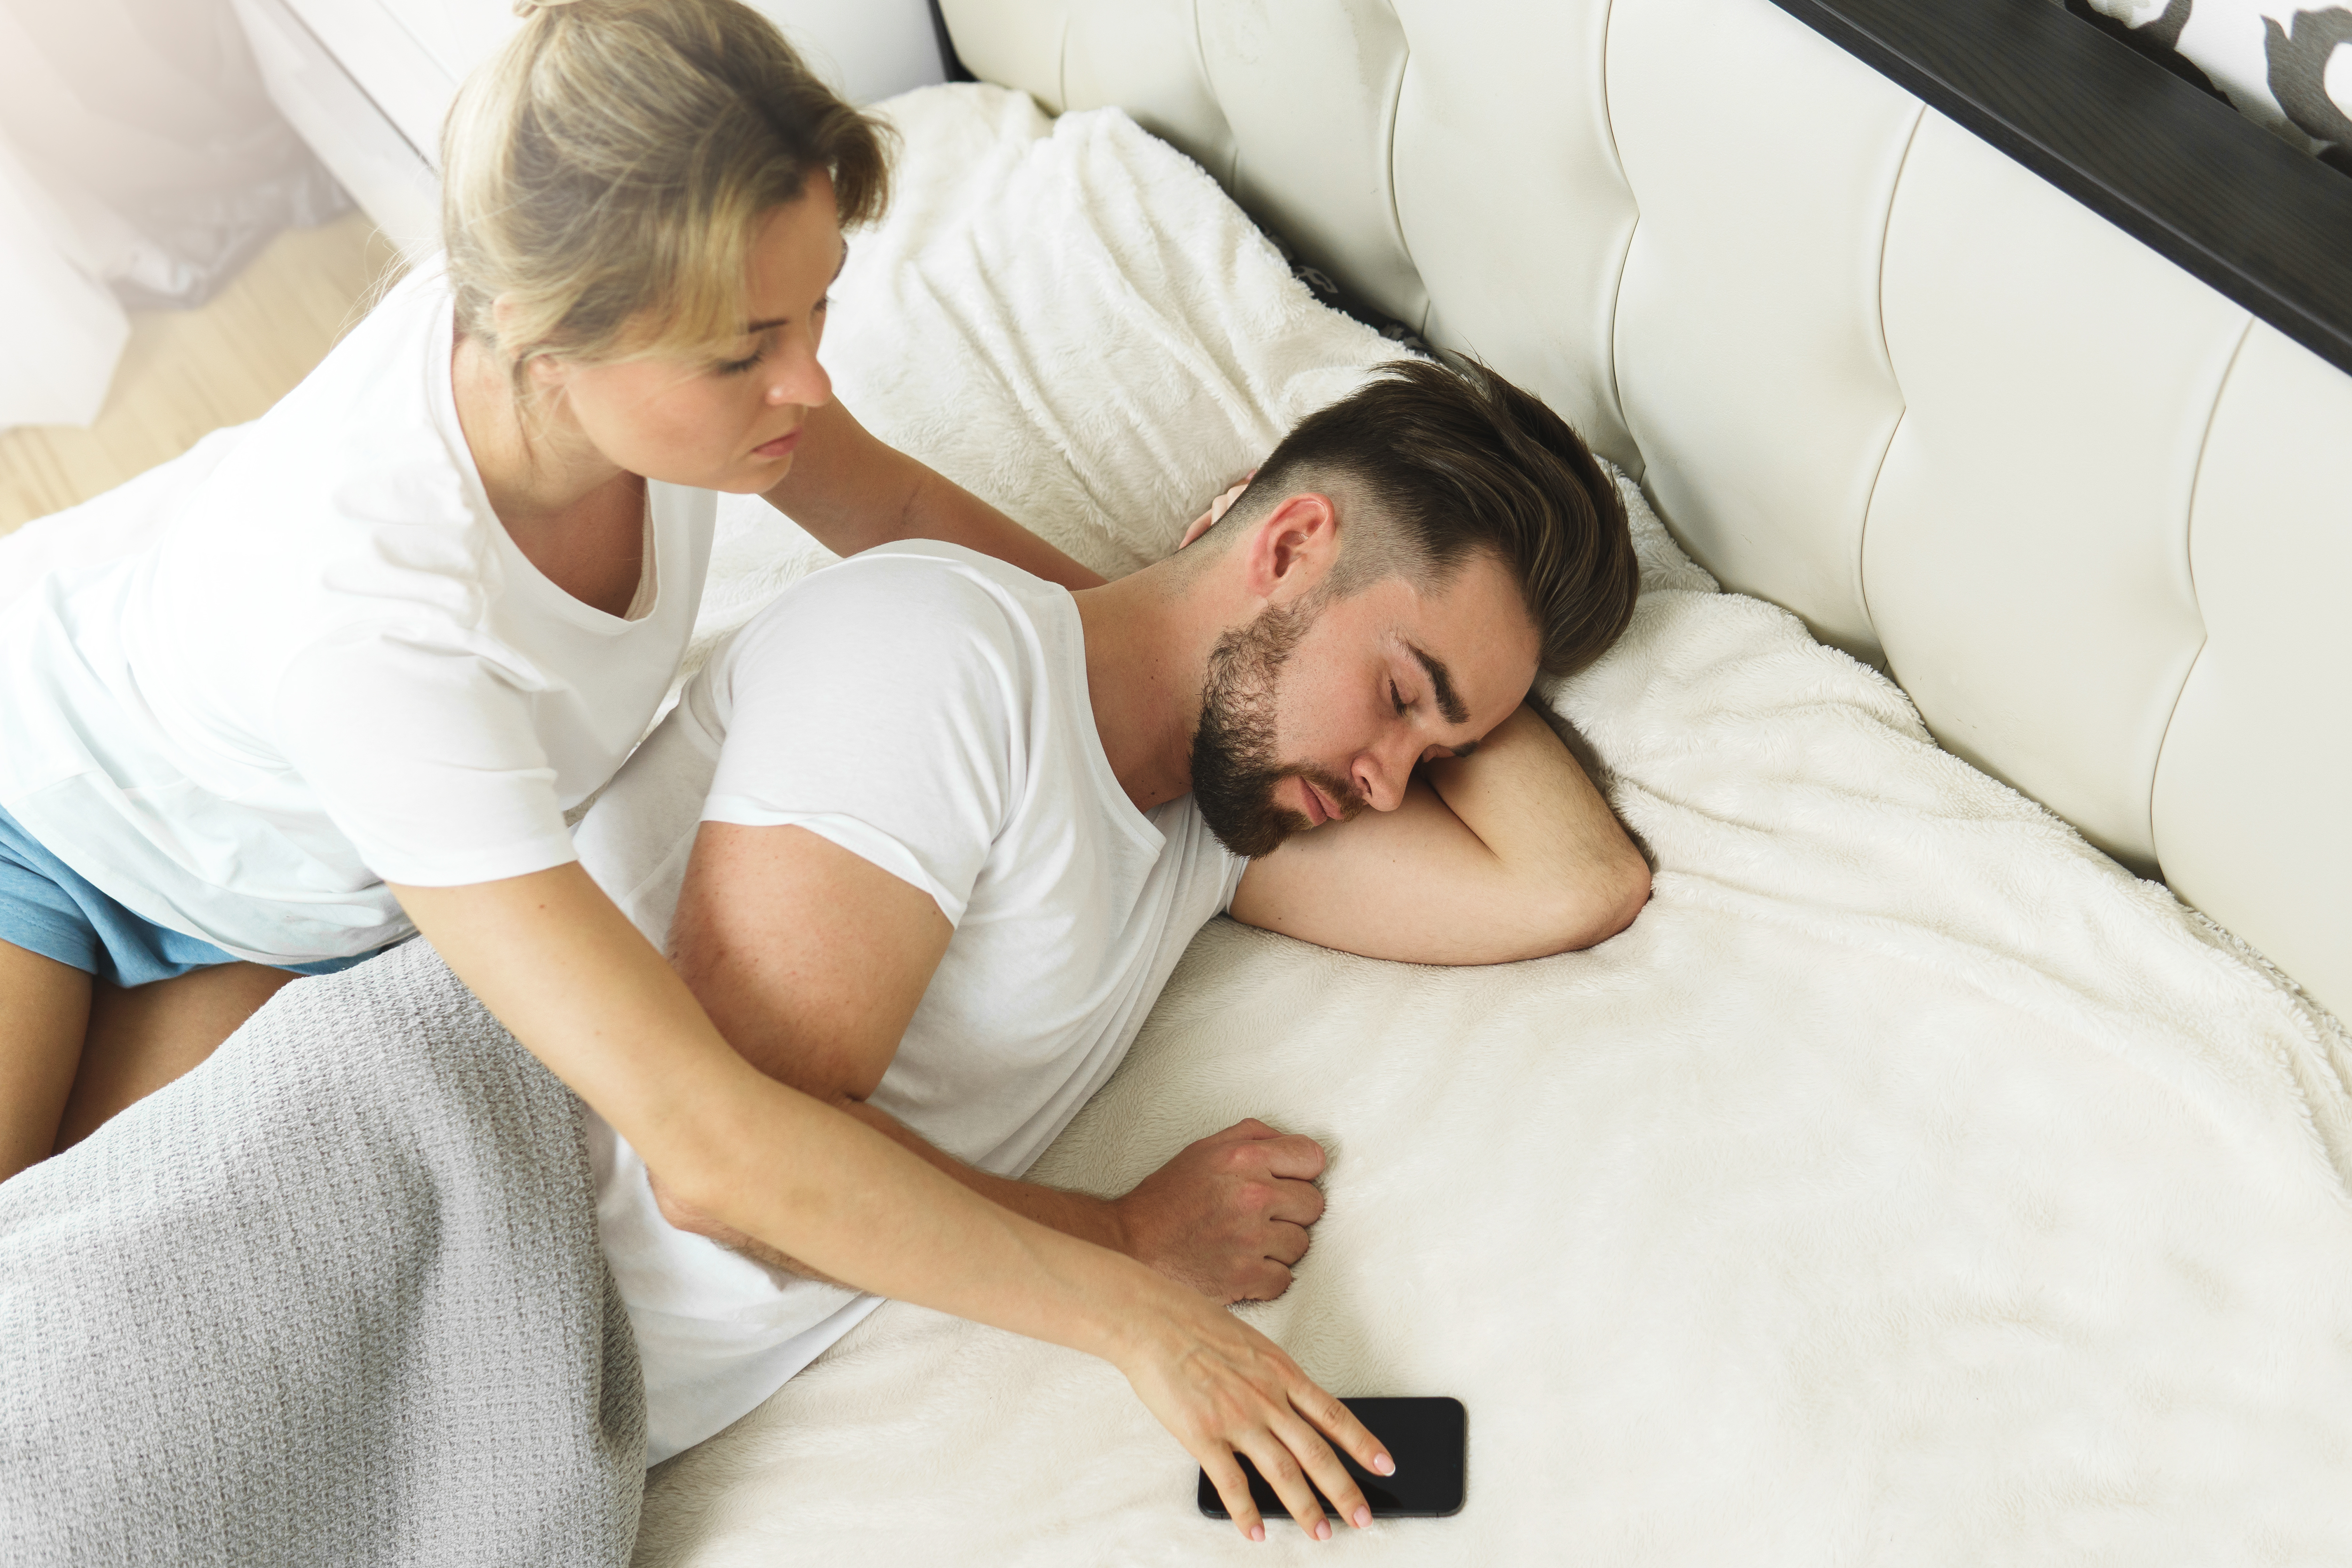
[740,243,851,334]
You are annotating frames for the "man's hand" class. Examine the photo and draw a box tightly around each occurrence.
[1113,1119,1329,1303]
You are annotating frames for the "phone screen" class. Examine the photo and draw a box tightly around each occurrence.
[1195,1396,1465,1520]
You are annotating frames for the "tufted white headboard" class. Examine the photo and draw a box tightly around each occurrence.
[938,0,2352,1021]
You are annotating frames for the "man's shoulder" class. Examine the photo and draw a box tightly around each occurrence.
[711,542,1068,722]
[770,541,1052,638]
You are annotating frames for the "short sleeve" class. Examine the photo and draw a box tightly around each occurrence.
[696,558,1027,927]
[276,623,578,888]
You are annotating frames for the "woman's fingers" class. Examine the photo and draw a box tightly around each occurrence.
[1217,1367,1384,1539]
[1176,473,1255,550]
[1272,1403,1376,1533]
[1120,1285,1392,1540]
[1239,1428,1335,1540]
[1293,1377,1394,1485]
[1199,1449,1268,1542]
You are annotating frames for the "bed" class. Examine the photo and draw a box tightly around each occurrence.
[624,11,2352,1559]
[7,0,2350,1562]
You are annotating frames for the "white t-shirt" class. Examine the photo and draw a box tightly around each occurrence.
[573,541,1248,1463]
[0,266,715,961]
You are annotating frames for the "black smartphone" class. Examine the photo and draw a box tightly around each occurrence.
[1195,1395,1465,1520]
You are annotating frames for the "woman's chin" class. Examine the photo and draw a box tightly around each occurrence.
[707,453,796,494]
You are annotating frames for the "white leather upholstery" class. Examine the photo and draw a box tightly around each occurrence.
[1867,113,2240,871]
[2153,322,2352,1015]
[1388,0,1639,479]
[1195,0,1426,331]
[1609,0,1917,661]
[936,0,2352,1019]
[1063,0,1234,185]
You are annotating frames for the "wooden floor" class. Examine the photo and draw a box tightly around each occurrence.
[0,211,402,535]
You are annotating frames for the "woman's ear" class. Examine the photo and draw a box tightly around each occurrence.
[524,352,572,395]
[486,294,572,394]
[1241,492,1340,605]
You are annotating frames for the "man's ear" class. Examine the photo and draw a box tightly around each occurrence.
[1238,492,1339,606]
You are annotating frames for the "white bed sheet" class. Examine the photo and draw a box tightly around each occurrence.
[634,87,2352,1566]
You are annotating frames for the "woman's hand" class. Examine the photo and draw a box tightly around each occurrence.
[763,398,1105,590]
[1112,1285,1392,1542]
[1178,470,1256,550]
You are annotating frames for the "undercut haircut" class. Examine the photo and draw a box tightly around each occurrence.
[1216,359,1638,678]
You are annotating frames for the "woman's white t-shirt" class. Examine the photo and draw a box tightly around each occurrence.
[0,266,717,962]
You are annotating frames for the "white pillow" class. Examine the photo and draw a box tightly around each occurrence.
[687,85,1420,662]
[693,82,1709,670]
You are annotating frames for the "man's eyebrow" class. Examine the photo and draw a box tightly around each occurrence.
[740,244,850,334]
[1408,643,1469,725]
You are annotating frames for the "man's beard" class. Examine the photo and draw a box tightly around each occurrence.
[1189,603,1364,860]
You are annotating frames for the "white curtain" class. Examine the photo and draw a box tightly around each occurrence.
[0,0,342,431]
[0,124,127,430]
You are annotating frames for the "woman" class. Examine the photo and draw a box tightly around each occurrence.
[0,0,1382,1539]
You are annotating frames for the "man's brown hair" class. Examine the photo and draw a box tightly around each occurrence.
[1221,358,1637,678]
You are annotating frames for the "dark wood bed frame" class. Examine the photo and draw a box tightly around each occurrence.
[1770,0,2352,377]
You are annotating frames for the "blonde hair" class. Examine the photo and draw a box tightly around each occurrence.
[442,0,890,386]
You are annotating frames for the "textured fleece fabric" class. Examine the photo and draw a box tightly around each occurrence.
[0,936,644,1567]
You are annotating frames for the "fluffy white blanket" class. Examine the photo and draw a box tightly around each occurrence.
[633,88,2352,1565]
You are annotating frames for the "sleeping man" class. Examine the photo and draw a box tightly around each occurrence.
[573,359,1652,1462]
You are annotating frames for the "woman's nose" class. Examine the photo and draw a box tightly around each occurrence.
[766,344,831,410]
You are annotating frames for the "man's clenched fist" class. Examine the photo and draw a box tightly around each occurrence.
[1113,1118,1329,1303]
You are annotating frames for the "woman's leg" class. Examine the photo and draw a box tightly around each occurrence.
[0,940,94,1180]
[52,962,297,1154]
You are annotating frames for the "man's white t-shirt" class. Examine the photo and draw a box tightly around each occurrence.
[0,265,715,961]
[573,541,1248,1463]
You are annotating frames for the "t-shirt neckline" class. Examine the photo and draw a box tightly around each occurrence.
[428,287,666,634]
[1038,585,1164,858]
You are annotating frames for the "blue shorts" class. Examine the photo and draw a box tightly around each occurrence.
[0,804,385,990]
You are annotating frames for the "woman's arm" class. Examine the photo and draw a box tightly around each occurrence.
[763,399,1105,590]
[393,863,1385,1541]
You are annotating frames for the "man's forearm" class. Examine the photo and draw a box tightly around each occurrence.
[1423,702,1650,941]
[659,1094,1126,1279]
[839,1098,1125,1251]
[764,400,1104,590]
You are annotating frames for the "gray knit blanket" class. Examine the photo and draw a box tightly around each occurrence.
[0,937,644,1567]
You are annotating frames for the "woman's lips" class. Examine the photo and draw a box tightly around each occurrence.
[752,427,803,460]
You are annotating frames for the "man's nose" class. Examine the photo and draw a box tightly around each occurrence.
[1350,745,1411,813]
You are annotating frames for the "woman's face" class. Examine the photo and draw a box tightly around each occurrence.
[549,173,846,494]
